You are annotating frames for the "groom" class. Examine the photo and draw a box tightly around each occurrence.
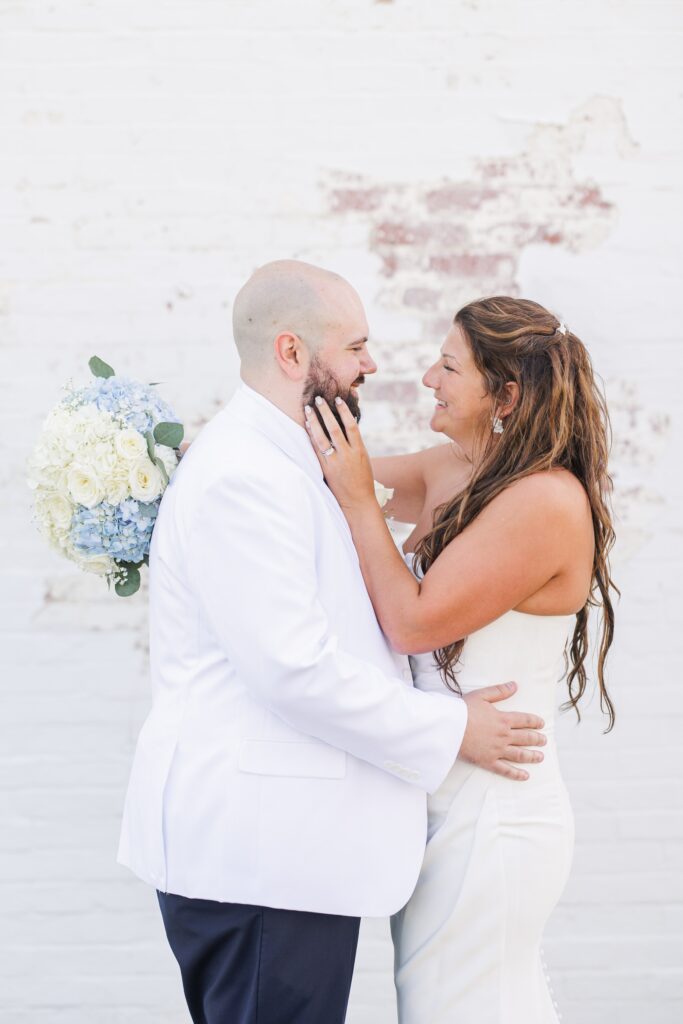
[118,260,546,1024]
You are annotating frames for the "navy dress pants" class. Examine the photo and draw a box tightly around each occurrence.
[157,891,361,1024]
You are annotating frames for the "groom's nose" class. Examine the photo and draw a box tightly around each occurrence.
[360,349,378,375]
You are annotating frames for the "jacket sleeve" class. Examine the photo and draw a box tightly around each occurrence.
[187,470,467,794]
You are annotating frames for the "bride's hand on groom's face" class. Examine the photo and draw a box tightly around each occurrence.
[304,397,376,513]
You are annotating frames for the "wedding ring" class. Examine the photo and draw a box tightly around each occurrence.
[321,446,336,457]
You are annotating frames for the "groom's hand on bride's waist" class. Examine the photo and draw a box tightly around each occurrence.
[458,682,546,782]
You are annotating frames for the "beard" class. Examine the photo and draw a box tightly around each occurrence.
[302,355,363,442]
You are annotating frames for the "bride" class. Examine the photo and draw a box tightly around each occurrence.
[304,295,617,1023]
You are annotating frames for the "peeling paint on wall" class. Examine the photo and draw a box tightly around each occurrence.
[325,99,626,339]
[323,97,667,556]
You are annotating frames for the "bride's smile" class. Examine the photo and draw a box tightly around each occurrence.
[422,321,518,460]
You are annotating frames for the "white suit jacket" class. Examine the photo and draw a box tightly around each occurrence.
[118,383,467,917]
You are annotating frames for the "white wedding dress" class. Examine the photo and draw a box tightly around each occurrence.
[391,553,575,1024]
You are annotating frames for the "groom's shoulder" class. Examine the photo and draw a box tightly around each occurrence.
[175,405,303,497]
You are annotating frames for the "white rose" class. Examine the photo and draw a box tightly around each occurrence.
[90,440,118,482]
[106,470,131,505]
[54,466,71,497]
[374,480,395,509]
[44,406,75,443]
[67,463,105,508]
[115,428,148,462]
[28,440,52,472]
[63,407,116,453]
[154,444,178,480]
[62,415,91,454]
[75,552,116,576]
[90,407,118,441]
[28,436,69,477]
[34,489,75,547]
[42,490,74,532]
[129,458,163,502]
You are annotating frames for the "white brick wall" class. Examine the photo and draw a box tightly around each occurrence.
[2,1,681,1021]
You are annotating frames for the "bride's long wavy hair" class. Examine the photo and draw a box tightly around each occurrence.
[414,296,617,731]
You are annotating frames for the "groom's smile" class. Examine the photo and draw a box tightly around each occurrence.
[302,301,377,437]
[350,374,366,397]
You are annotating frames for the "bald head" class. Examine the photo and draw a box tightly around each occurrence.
[232,260,363,369]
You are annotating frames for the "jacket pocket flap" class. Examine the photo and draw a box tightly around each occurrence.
[238,740,347,779]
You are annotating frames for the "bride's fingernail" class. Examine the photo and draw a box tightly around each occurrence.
[335,397,342,405]
[314,396,323,406]
[304,405,312,417]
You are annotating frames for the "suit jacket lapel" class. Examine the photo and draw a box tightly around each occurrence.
[226,384,360,564]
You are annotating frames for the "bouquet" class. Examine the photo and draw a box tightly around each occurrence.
[27,356,184,596]
[373,481,394,510]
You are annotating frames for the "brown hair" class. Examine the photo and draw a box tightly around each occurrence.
[414,296,617,730]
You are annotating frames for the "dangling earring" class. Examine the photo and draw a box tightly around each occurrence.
[492,415,504,435]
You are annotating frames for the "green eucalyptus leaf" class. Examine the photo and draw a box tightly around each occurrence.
[153,421,184,449]
[154,456,169,486]
[115,566,140,597]
[89,356,115,378]
[145,432,156,462]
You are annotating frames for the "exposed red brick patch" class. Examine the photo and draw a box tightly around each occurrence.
[425,185,499,212]
[372,221,470,253]
[330,187,386,213]
[428,253,511,277]
[535,228,564,245]
[425,223,470,247]
[479,159,510,179]
[374,222,418,246]
[575,185,613,210]
[379,251,399,277]
[319,99,652,475]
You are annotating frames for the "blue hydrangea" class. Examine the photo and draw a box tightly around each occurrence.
[71,500,156,565]
[66,375,179,435]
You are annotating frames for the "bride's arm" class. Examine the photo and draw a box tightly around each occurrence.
[370,450,428,524]
[371,444,461,524]
[306,397,577,654]
[371,453,424,523]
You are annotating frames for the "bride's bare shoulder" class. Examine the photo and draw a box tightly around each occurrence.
[493,468,592,530]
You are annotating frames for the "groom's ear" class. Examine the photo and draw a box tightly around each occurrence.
[273,331,307,381]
